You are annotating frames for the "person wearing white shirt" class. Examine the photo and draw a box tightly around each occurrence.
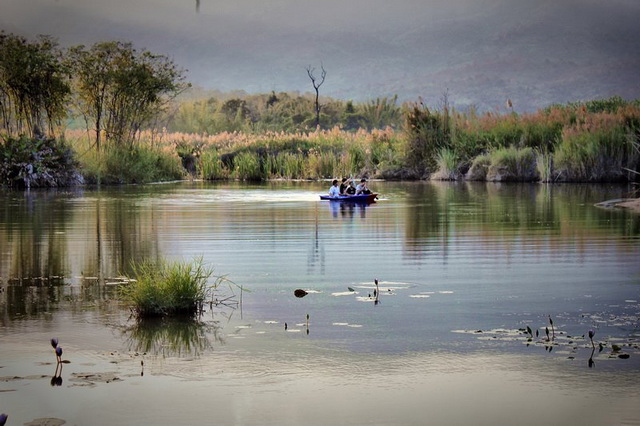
[329,179,340,197]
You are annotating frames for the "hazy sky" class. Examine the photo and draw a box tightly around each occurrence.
[2,0,639,110]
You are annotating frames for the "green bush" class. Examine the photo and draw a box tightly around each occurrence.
[404,104,451,176]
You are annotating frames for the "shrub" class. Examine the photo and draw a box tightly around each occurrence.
[404,104,450,176]
[0,134,82,188]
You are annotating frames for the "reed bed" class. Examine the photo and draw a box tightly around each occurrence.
[61,97,639,184]
[415,97,640,182]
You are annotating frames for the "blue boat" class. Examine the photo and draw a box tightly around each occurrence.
[319,193,378,203]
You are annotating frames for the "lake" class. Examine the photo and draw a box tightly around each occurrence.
[1,181,639,425]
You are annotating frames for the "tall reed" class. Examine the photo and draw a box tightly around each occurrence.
[199,148,225,180]
[233,151,264,181]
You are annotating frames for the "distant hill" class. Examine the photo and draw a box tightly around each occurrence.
[2,0,638,111]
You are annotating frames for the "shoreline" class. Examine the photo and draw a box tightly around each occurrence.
[616,198,640,212]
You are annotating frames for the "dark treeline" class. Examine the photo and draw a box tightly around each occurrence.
[165,91,403,134]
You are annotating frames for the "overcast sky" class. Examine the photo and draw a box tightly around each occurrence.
[2,0,639,110]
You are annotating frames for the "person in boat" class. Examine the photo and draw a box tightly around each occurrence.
[355,178,371,195]
[339,177,349,195]
[345,180,356,195]
[329,179,341,197]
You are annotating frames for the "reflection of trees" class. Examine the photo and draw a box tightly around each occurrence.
[403,181,640,260]
[0,185,169,318]
[123,317,223,357]
[403,182,456,261]
[0,190,70,280]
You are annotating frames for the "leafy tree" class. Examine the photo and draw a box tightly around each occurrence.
[0,32,70,138]
[69,41,188,149]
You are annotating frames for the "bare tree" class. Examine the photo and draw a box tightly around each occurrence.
[306,64,326,129]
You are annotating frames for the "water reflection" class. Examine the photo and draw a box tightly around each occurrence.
[0,186,167,287]
[122,317,222,357]
[328,200,370,218]
[51,362,63,387]
[0,278,121,321]
[403,181,640,261]
[1,182,638,284]
[1,180,639,337]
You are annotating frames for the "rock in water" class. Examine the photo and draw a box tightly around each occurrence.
[294,289,308,298]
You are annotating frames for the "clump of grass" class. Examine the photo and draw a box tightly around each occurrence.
[346,143,367,175]
[486,146,539,182]
[121,257,219,318]
[536,149,554,182]
[431,148,461,181]
[465,153,491,181]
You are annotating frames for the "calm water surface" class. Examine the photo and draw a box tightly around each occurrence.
[1,181,639,425]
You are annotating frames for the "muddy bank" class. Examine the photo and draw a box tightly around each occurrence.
[595,197,640,212]
[616,198,640,212]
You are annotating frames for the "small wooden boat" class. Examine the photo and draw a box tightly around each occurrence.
[319,193,378,203]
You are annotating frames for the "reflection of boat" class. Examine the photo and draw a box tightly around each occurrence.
[319,193,378,203]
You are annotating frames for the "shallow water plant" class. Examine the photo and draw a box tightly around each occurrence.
[121,257,218,317]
